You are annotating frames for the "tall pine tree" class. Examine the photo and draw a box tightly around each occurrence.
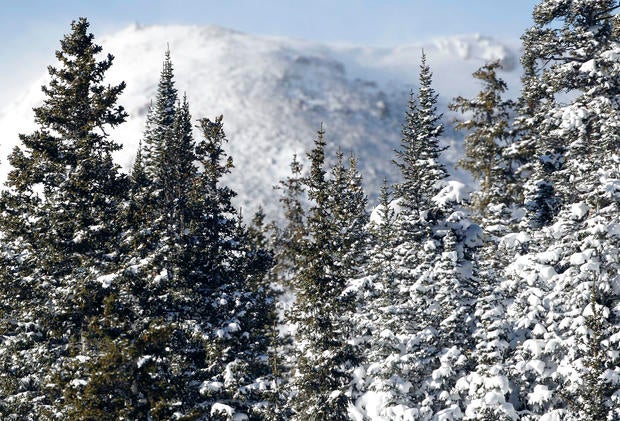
[290,127,365,420]
[504,1,620,418]
[0,17,129,418]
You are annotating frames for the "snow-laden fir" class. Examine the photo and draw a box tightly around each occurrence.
[0,1,619,420]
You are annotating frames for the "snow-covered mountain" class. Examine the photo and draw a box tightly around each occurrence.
[0,24,521,216]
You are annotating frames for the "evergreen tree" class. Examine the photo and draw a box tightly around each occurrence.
[186,116,276,419]
[364,52,452,419]
[355,179,407,418]
[137,49,190,278]
[359,52,482,420]
[0,17,128,417]
[504,2,620,418]
[393,51,448,217]
[367,179,399,284]
[449,60,516,216]
[576,280,613,421]
[56,50,276,418]
[449,61,521,420]
[357,178,431,420]
[272,154,306,287]
[329,151,369,282]
[290,127,363,420]
[269,155,308,420]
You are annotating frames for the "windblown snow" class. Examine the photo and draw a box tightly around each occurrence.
[0,24,520,215]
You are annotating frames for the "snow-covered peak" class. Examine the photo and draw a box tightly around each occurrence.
[0,24,521,216]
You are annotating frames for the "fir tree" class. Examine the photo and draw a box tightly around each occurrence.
[449,61,520,420]
[0,17,128,417]
[186,116,276,419]
[576,280,611,421]
[449,60,516,216]
[329,150,369,282]
[290,127,362,420]
[393,51,448,217]
[272,154,306,288]
[361,52,482,420]
[504,2,620,418]
[269,154,308,420]
[366,52,452,419]
[358,179,420,420]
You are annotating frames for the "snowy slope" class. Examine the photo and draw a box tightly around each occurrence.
[0,24,521,216]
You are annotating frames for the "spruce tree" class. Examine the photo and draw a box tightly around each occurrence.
[290,127,363,420]
[269,154,308,420]
[504,2,620,418]
[358,179,419,420]
[393,51,448,217]
[449,61,520,420]
[360,52,481,420]
[186,116,276,419]
[449,60,516,216]
[363,52,452,419]
[272,154,306,288]
[329,151,369,282]
[0,17,128,418]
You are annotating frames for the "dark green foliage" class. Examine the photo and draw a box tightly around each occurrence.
[272,154,306,288]
[524,179,559,229]
[290,127,367,420]
[3,4,620,420]
[329,150,369,281]
[393,52,448,216]
[450,60,516,215]
[187,116,275,418]
[0,17,128,417]
[0,29,277,418]
[576,282,610,421]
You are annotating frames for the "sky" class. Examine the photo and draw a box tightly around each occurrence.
[0,0,540,107]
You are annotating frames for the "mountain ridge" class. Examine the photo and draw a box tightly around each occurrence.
[0,24,521,216]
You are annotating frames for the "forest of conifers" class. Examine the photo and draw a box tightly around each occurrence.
[0,1,619,420]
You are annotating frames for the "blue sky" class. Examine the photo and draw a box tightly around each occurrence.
[1,0,540,104]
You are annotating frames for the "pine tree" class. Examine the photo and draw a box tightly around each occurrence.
[246,207,289,421]
[359,52,482,420]
[449,60,516,216]
[0,17,128,417]
[137,49,189,279]
[356,179,408,418]
[504,2,620,418]
[142,48,178,201]
[329,151,369,282]
[186,116,276,419]
[290,127,363,420]
[393,51,448,217]
[269,154,308,420]
[368,179,399,283]
[363,52,453,419]
[272,154,306,287]
[448,61,521,420]
[83,51,199,419]
[577,280,612,421]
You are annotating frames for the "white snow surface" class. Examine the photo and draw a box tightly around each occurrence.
[432,180,470,207]
[96,273,117,289]
[0,24,521,217]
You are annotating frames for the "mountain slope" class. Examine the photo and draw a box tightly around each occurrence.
[0,24,520,216]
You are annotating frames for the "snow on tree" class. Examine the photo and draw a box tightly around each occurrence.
[353,53,482,420]
[0,17,129,417]
[450,60,516,218]
[449,61,521,420]
[272,154,306,288]
[289,127,367,420]
[504,1,620,418]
